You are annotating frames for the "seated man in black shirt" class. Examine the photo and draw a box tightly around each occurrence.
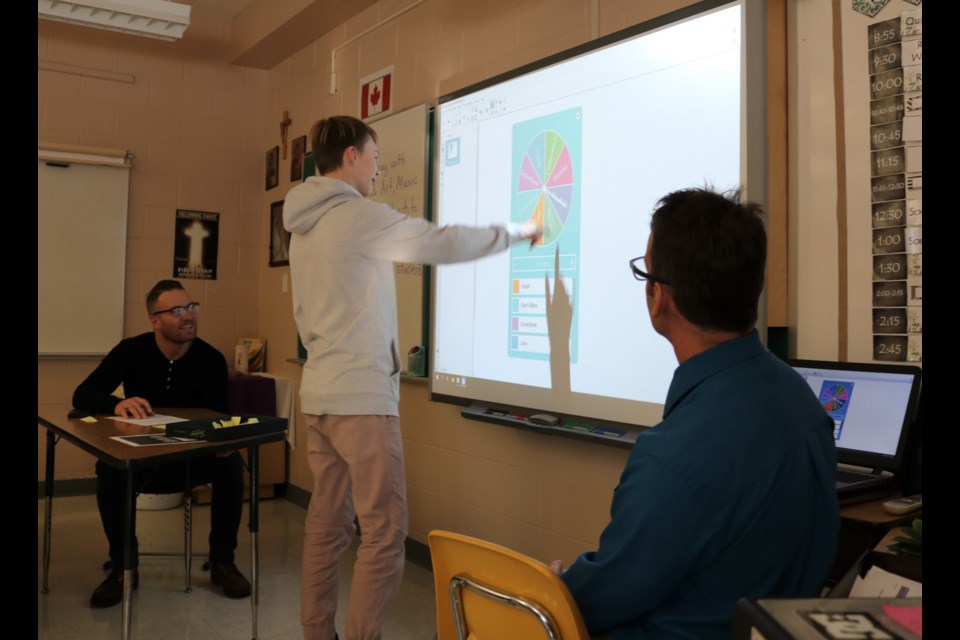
[73,279,251,608]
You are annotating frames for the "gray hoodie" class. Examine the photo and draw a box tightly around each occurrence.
[284,176,517,416]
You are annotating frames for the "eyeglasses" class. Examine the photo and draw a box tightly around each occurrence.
[629,256,672,285]
[152,302,200,317]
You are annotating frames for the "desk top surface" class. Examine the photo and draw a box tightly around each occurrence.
[38,404,286,470]
[840,493,922,526]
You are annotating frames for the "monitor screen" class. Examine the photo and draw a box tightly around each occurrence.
[791,361,922,471]
[431,0,764,427]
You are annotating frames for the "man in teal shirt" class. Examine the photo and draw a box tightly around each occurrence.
[556,189,839,639]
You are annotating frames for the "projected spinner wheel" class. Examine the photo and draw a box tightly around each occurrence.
[517,131,574,246]
[820,384,850,412]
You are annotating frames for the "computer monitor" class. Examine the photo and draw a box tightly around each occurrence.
[790,360,922,473]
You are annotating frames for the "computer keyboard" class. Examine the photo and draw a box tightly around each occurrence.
[837,469,875,484]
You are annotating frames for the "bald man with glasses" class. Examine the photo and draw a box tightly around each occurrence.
[72,279,250,608]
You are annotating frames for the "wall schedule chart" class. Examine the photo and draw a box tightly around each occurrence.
[866,5,922,363]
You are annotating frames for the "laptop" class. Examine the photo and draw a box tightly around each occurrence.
[790,360,922,500]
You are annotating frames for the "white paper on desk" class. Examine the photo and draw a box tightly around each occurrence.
[850,565,922,598]
[106,414,188,427]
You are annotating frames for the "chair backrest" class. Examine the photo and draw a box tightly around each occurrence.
[428,530,590,640]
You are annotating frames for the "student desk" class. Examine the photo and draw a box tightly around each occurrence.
[38,405,287,640]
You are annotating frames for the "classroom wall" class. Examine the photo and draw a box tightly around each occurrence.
[788,1,918,364]
[258,0,705,564]
[37,13,269,479]
[35,0,839,570]
[788,0,842,361]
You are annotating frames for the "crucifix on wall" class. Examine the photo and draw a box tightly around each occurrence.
[280,110,292,159]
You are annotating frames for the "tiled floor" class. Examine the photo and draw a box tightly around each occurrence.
[38,495,437,640]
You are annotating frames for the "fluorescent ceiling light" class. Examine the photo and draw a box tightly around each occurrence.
[38,0,191,41]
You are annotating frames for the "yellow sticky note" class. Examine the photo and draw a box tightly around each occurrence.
[80,416,98,423]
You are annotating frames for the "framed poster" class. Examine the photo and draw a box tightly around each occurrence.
[291,135,306,181]
[265,146,279,190]
[269,200,290,267]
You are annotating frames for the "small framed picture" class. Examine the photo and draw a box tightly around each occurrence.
[265,146,279,191]
[291,135,306,182]
[269,200,291,267]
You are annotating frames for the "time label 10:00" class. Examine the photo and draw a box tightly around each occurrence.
[873,75,903,91]
[871,72,903,99]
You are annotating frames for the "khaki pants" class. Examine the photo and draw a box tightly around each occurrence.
[301,415,408,640]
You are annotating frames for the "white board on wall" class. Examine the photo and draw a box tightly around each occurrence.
[38,154,129,356]
[366,104,431,367]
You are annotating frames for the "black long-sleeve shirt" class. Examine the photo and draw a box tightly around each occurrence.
[72,333,228,414]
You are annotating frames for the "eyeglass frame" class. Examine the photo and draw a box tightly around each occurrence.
[629,256,672,285]
[151,302,201,317]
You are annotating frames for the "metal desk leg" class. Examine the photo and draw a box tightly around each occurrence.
[248,445,260,640]
[184,467,192,593]
[122,470,135,640]
[42,429,56,594]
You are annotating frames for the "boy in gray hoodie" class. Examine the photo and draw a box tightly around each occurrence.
[284,115,538,640]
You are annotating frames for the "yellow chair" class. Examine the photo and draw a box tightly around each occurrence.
[428,530,590,640]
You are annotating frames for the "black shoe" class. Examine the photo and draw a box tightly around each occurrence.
[90,568,139,608]
[210,562,251,598]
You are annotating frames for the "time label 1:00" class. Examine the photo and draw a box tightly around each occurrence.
[874,233,903,251]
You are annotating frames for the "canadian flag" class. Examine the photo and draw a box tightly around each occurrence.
[361,72,392,119]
